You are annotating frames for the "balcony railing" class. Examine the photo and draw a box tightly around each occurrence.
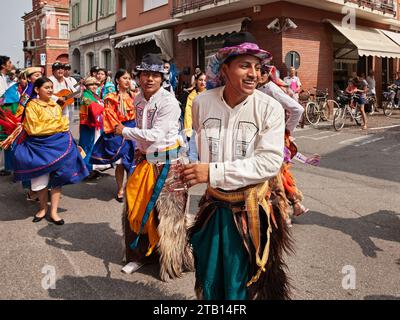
[172,0,228,16]
[343,0,396,16]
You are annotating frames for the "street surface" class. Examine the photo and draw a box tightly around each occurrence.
[0,111,399,300]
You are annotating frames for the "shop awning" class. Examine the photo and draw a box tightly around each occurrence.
[178,17,250,42]
[381,29,400,47]
[115,29,173,61]
[325,19,400,58]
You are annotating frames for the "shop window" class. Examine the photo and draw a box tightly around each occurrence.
[285,51,300,70]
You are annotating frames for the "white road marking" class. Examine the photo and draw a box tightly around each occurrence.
[339,135,372,145]
[368,124,400,130]
[381,143,400,153]
[354,137,384,147]
[296,131,341,140]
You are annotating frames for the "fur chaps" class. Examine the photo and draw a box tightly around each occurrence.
[122,162,194,282]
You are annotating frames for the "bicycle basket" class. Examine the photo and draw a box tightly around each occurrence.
[336,94,350,106]
[299,91,310,101]
[316,89,327,98]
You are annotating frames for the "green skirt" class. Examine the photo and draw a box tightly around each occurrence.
[190,207,250,300]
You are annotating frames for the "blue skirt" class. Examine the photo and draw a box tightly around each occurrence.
[13,131,89,188]
[90,120,136,174]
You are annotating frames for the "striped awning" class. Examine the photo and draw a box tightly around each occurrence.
[178,17,250,42]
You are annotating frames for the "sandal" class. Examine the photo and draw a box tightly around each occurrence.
[293,202,309,217]
[121,261,145,274]
[116,193,124,203]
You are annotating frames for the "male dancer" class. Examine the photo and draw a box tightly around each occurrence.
[183,32,293,299]
[115,53,193,281]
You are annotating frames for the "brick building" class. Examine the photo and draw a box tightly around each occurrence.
[22,0,70,76]
[114,0,400,101]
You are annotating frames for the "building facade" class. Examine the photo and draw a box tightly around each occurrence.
[114,0,400,102]
[23,0,70,76]
[69,0,117,76]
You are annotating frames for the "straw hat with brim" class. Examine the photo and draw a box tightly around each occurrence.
[24,67,42,77]
[84,77,100,86]
[135,53,168,74]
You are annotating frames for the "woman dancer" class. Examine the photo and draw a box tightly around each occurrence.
[13,77,88,224]
[90,69,136,202]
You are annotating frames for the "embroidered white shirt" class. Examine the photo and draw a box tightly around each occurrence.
[122,87,181,154]
[192,86,285,190]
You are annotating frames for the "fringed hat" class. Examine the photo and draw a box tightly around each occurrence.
[84,76,100,86]
[216,32,273,65]
[206,32,273,89]
[135,53,168,74]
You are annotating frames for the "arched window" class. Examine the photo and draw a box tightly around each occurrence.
[285,51,300,70]
[102,49,112,71]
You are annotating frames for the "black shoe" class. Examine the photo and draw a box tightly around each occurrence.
[49,217,65,225]
[32,215,45,223]
[0,170,11,176]
[116,194,124,203]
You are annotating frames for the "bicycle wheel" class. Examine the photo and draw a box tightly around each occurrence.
[354,106,362,126]
[333,106,347,131]
[305,101,320,126]
[383,101,394,117]
[323,99,339,121]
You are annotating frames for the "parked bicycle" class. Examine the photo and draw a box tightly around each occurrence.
[305,88,339,126]
[382,84,400,116]
[333,91,362,131]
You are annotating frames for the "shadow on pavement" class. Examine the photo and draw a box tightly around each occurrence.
[364,295,400,300]
[38,222,122,275]
[48,275,189,299]
[62,173,116,202]
[318,126,400,183]
[296,210,400,258]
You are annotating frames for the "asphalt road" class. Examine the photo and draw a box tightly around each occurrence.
[0,111,399,300]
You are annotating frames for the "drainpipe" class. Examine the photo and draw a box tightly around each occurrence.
[95,0,99,32]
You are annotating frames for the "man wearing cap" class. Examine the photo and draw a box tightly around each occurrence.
[114,53,193,281]
[183,32,292,300]
[49,62,78,126]
[90,66,100,78]
[64,63,78,90]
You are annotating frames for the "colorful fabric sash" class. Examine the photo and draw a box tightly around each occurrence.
[205,182,272,286]
[126,145,180,256]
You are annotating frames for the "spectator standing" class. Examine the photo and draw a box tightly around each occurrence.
[284,67,302,102]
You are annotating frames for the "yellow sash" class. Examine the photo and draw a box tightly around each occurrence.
[126,141,181,256]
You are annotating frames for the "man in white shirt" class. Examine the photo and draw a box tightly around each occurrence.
[115,53,193,282]
[258,65,304,135]
[49,62,77,125]
[183,32,291,300]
